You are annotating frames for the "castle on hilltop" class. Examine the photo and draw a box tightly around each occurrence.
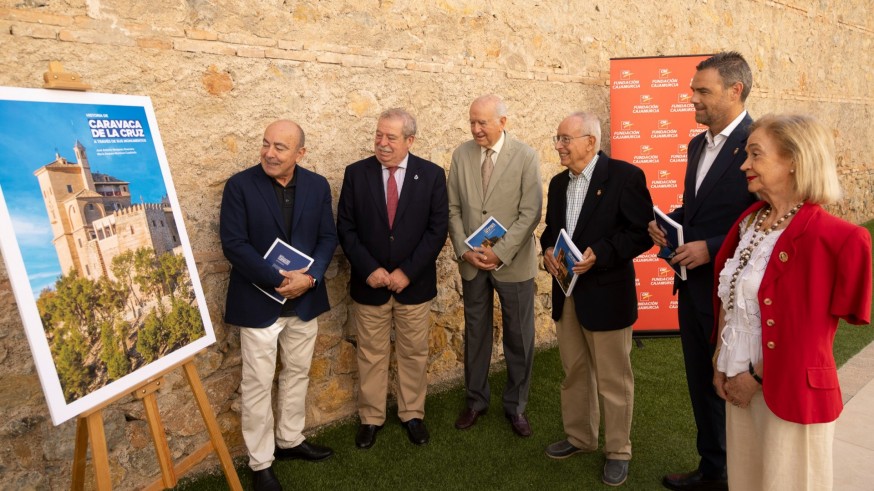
[34,141,181,284]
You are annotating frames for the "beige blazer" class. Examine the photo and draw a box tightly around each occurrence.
[447,132,542,282]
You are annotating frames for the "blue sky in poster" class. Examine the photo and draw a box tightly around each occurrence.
[0,99,168,297]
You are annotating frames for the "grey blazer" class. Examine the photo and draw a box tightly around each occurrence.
[447,132,542,282]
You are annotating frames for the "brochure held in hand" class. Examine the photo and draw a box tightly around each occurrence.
[553,229,583,297]
[465,216,507,270]
[653,205,686,280]
[256,237,315,304]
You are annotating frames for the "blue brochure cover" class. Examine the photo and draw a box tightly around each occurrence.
[553,229,583,297]
[653,205,686,281]
[464,215,507,250]
[255,238,315,304]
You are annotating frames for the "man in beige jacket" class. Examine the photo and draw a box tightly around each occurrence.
[447,94,542,437]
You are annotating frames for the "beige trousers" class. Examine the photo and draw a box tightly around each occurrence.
[354,299,430,425]
[727,391,835,491]
[556,296,634,460]
[240,316,318,471]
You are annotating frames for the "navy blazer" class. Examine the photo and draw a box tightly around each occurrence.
[337,153,448,306]
[668,114,757,312]
[540,152,654,331]
[220,164,338,327]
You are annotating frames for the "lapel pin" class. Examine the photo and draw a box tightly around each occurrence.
[779,252,788,262]
[596,189,602,196]
[733,148,739,155]
[414,174,419,180]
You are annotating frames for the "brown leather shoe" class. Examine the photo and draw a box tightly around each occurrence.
[506,413,532,437]
[454,407,486,429]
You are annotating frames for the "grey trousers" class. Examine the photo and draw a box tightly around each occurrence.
[461,269,535,415]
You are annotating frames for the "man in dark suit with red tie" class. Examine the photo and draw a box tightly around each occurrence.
[337,108,448,450]
[649,52,757,491]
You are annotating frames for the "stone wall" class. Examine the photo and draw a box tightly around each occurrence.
[0,1,871,488]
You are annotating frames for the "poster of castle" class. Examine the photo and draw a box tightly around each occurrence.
[0,87,215,425]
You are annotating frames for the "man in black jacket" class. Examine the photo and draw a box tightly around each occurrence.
[541,111,653,487]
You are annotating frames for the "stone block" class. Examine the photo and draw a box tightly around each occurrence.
[218,32,276,47]
[137,37,172,50]
[184,28,218,41]
[384,58,407,69]
[10,23,57,39]
[58,29,135,46]
[0,7,72,26]
[235,46,265,59]
[266,48,316,62]
[316,52,343,65]
[406,61,443,73]
[340,54,383,68]
[173,38,236,56]
[277,39,304,50]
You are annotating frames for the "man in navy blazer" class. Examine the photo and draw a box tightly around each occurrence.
[649,52,756,491]
[541,112,653,487]
[337,108,448,449]
[220,120,338,491]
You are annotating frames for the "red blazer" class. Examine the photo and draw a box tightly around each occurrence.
[713,202,872,424]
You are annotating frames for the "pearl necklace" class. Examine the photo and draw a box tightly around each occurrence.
[727,203,803,311]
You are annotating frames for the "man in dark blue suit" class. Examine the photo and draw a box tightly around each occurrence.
[337,108,448,449]
[649,52,756,491]
[541,111,653,487]
[220,120,338,491]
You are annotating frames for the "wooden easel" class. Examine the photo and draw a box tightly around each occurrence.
[70,356,242,491]
[39,63,241,490]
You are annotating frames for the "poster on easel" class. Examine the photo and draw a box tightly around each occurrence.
[0,86,215,425]
[609,55,710,333]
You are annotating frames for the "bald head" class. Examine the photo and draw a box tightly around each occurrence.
[265,119,306,150]
[469,94,508,148]
[260,119,306,186]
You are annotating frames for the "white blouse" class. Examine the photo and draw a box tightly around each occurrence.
[716,215,785,377]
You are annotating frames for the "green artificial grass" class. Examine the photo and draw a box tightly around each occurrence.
[176,220,873,490]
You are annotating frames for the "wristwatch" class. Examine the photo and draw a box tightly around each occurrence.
[748,361,762,384]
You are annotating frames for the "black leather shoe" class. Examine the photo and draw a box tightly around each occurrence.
[662,470,728,490]
[274,440,333,462]
[402,418,429,445]
[454,407,486,429]
[355,424,382,449]
[252,466,282,491]
[506,413,532,437]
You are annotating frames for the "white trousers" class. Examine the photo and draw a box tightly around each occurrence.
[240,316,318,471]
[727,391,834,491]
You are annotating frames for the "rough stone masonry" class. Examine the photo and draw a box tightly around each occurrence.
[0,1,871,488]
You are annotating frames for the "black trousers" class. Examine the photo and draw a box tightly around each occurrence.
[677,286,726,478]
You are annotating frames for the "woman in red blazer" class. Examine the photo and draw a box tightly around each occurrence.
[711,114,871,491]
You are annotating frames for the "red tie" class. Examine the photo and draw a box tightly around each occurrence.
[386,166,398,228]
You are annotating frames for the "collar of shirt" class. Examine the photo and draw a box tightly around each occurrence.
[381,153,409,173]
[270,164,298,188]
[705,110,747,148]
[382,153,409,197]
[480,130,506,161]
[568,153,599,182]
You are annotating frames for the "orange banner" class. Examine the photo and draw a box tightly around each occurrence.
[609,55,710,333]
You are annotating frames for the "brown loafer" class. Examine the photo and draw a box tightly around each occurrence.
[454,407,486,429]
[506,413,532,437]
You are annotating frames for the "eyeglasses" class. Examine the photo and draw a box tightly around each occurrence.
[553,134,592,146]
